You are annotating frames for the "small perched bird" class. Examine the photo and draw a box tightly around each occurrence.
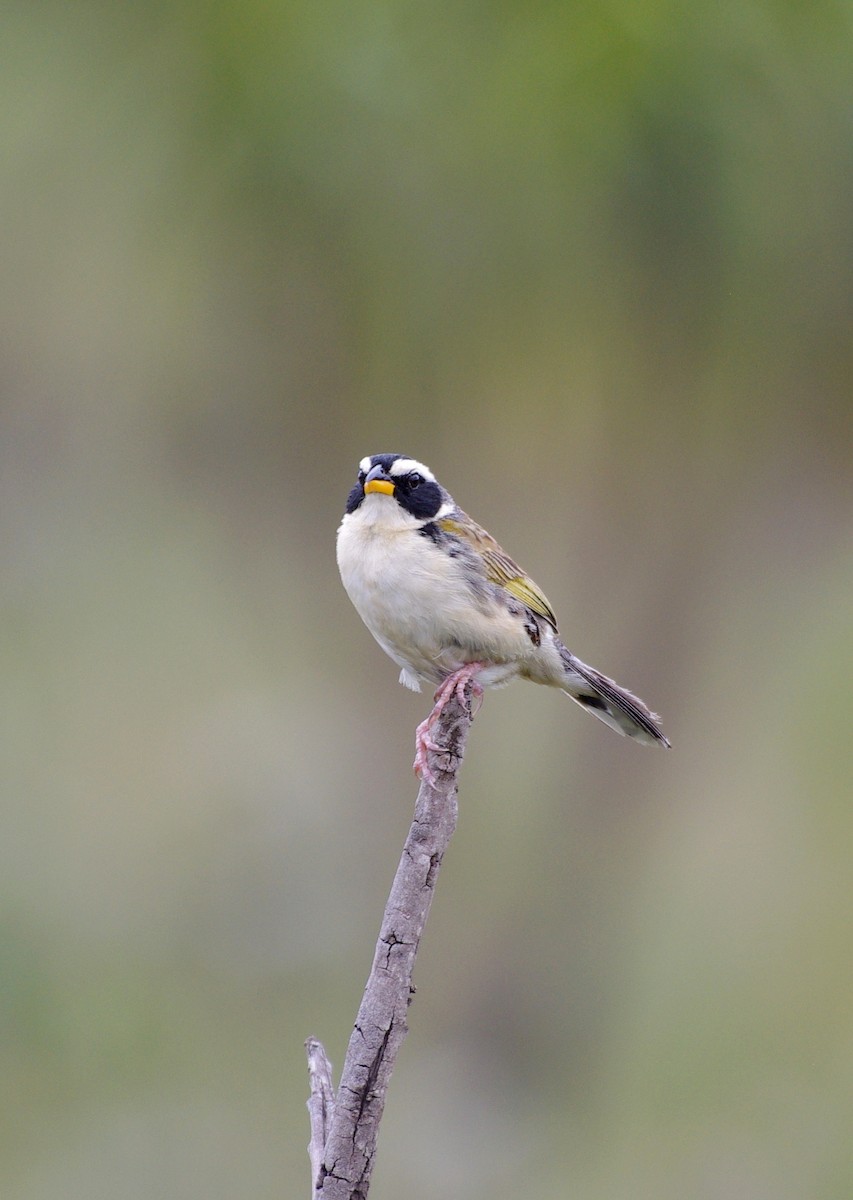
[337,453,670,780]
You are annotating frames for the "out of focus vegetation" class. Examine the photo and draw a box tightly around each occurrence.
[1,4,851,1197]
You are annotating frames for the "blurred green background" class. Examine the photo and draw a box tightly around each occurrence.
[2,3,851,1197]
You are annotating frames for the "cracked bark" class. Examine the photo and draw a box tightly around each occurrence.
[306,689,473,1199]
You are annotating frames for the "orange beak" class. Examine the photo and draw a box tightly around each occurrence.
[364,478,395,496]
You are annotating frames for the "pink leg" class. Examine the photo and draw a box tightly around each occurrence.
[413,663,486,783]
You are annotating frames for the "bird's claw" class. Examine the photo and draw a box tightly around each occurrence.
[412,663,485,783]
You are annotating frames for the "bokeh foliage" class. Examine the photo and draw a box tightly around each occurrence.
[1,3,851,1197]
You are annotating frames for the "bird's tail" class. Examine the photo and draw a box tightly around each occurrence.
[559,645,670,748]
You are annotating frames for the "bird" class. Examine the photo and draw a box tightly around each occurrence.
[336,453,670,781]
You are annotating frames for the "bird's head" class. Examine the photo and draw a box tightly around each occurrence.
[344,453,452,526]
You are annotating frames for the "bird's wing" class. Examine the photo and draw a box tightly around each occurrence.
[437,510,559,630]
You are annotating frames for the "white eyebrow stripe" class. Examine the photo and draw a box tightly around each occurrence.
[359,456,372,474]
[388,457,434,480]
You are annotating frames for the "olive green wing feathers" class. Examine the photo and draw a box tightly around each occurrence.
[437,511,558,630]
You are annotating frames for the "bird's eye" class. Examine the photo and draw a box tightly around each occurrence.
[357,470,366,485]
[407,472,423,489]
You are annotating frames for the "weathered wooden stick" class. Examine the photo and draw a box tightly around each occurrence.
[305,1037,336,1197]
[306,689,473,1199]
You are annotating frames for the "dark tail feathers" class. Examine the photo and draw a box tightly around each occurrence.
[560,647,670,748]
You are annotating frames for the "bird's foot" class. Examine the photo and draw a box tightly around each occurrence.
[412,718,444,785]
[413,663,486,783]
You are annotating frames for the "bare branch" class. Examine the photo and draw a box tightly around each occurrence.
[306,689,473,1199]
[305,1037,336,1196]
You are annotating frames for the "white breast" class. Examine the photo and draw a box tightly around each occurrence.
[336,506,460,685]
[336,497,550,690]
